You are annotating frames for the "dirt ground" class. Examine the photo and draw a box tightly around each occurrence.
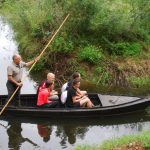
[113,142,145,150]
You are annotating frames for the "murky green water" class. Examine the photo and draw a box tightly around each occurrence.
[0,17,150,150]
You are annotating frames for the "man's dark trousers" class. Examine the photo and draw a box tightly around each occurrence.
[6,81,21,106]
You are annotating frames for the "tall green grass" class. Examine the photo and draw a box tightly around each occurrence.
[128,76,150,88]
[74,131,150,150]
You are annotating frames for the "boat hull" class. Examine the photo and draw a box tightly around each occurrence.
[0,94,150,118]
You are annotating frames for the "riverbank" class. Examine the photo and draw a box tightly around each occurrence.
[0,0,150,88]
[74,131,150,150]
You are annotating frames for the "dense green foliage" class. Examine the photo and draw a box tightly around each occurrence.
[113,42,142,56]
[0,0,150,86]
[78,45,103,64]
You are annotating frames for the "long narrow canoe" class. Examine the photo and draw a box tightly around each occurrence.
[0,94,150,118]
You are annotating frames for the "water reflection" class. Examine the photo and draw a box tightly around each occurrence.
[37,124,52,143]
[5,119,39,149]
[56,124,88,148]
[0,114,149,150]
[7,120,23,149]
[36,122,89,148]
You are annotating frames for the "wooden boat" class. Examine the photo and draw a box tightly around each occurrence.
[0,94,150,118]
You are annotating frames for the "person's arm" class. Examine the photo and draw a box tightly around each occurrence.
[72,96,79,103]
[72,91,84,103]
[50,90,58,96]
[8,76,22,87]
[25,56,40,67]
[72,95,85,103]
[77,88,87,96]
[49,83,58,96]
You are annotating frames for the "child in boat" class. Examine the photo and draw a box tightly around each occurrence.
[37,80,59,108]
[66,79,94,108]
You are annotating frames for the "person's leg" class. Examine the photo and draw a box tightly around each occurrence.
[38,104,50,108]
[14,87,21,106]
[6,81,16,106]
[48,95,59,101]
[86,98,94,108]
[6,81,21,106]
[48,101,59,108]
[38,102,59,108]
[79,98,88,107]
[80,97,94,108]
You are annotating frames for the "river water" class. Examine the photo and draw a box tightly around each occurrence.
[0,17,36,95]
[0,17,150,150]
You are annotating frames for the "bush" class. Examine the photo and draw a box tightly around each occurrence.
[94,66,110,85]
[78,45,103,64]
[1,0,149,58]
[113,42,142,57]
[127,76,150,88]
[95,66,103,74]
[51,36,74,54]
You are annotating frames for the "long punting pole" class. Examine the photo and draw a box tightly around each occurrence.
[0,14,70,116]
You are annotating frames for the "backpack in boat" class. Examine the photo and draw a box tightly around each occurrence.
[60,90,67,104]
[61,82,68,93]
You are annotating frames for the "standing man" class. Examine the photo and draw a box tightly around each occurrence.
[6,54,39,106]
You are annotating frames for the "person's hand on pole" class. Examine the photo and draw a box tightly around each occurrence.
[34,55,41,63]
[17,82,23,87]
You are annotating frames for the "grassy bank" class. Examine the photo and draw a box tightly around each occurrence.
[74,131,150,150]
[0,0,150,88]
